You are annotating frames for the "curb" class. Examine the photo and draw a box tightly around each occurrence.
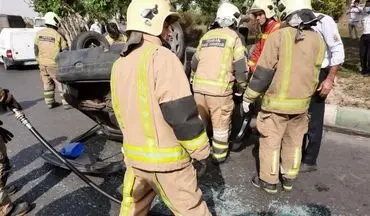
[324,104,370,137]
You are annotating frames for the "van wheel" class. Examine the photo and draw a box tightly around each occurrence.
[3,59,11,71]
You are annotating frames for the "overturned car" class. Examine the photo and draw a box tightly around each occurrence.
[43,22,254,174]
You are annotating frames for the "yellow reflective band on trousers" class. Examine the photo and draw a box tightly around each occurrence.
[44,90,55,104]
[179,131,208,151]
[111,60,125,130]
[285,148,301,178]
[212,140,229,160]
[193,32,236,91]
[271,150,279,175]
[121,45,190,164]
[153,174,181,216]
[120,167,135,216]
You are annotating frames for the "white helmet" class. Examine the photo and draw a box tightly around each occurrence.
[44,12,60,27]
[215,2,242,28]
[126,0,179,36]
[249,0,276,19]
[277,0,312,20]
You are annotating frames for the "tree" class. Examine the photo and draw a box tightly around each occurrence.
[312,0,346,19]
[28,0,131,45]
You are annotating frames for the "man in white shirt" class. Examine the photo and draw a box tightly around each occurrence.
[360,0,370,76]
[301,12,345,173]
[347,0,363,39]
[89,19,102,34]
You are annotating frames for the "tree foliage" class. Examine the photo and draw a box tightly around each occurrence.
[312,0,346,19]
[30,0,129,21]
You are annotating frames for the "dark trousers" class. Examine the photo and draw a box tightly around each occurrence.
[302,68,328,165]
[360,34,370,75]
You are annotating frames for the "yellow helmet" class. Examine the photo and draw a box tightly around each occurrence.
[277,0,312,20]
[248,0,276,19]
[44,12,60,27]
[126,0,179,36]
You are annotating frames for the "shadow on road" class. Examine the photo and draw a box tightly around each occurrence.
[35,172,124,216]
[9,136,68,173]
[19,98,44,111]
[232,204,331,216]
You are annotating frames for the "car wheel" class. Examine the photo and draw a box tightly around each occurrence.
[71,31,110,50]
[168,22,185,60]
[3,58,11,71]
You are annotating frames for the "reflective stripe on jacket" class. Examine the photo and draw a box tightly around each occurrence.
[244,27,326,114]
[192,27,248,96]
[111,35,209,172]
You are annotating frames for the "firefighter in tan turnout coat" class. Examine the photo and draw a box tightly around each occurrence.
[243,0,326,193]
[191,2,248,163]
[34,12,70,109]
[0,88,31,216]
[110,0,211,215]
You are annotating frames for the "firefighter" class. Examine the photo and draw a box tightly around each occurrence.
[0,88,31,215]
[34,12,71,110]
[248,0,280,72]
[243,0,326,193]
[191,2,248,163]
[110,0,211,215]
[105,22,127,45]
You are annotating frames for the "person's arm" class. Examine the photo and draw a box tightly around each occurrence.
[243,31,280,103]
[60,34,68,52]
[233,36,248,92]
[34,33,39,60]
[0,88,22,110]
[155,50,210,161]
[248,37,263,72]
[317,16,345,97]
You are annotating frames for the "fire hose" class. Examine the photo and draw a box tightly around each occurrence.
[11,108,122,204]
[10,108,208,205]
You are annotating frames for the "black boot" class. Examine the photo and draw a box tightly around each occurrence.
[251,176,277,194]
[300,163,317,173]
[5,185,18,196]
[47,102,61,109]
[281,177,294,191]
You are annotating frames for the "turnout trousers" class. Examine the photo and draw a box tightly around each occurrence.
[194,93,234,162]
[120,165,210,216]
[257,111,309,184]
[39,65,67,105]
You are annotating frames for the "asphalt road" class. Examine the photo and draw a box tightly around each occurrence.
[0,66,369,216]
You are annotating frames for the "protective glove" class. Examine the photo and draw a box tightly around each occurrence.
[0,89,22,111]
[0,127,13,143]
[242,101,251,113]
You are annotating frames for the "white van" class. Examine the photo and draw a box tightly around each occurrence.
[0,28,39,70]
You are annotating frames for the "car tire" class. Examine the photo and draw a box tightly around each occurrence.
[70,31,110,50]
[3,58,11,71]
